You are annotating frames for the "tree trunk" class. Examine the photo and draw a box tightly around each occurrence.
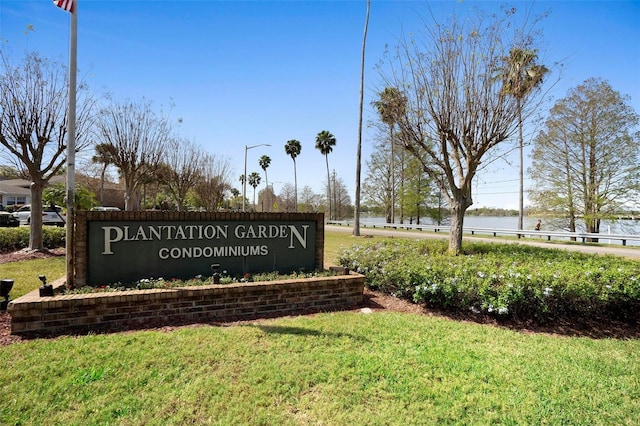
[390,126,395,224]
[99,165,106,205]
[586,215,600,243]
[448,202,465,255]
[29,181,45,250]
[448,193,472,255]
[293,160,298,212]
[517,98,524,236]
[124,187,133,211]
[325,156,331,221]
[400,150,405,224]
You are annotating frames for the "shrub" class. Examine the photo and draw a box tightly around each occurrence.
[337,239,640,322]
[61,270,340,294]
[0,227,65,253]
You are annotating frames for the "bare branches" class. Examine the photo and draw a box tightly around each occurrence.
[0,50,96,249]
[94,99,171,210]
[161,138,205,211]
[530,78,640,233]
[377,6,548,253]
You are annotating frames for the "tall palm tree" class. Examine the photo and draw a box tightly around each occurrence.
[501,48,548,234]
[239,174,246,208]
[315,130,336,220]
[284,139,302,212]
[91,143,117,206]
[248,172,261,211]
[372,87,406,224]
[354,0,370,236]
[258,155,271,189]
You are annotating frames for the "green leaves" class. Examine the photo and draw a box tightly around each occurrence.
[338,239,640,322]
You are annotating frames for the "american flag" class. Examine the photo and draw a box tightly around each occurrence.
[53,0,74,13]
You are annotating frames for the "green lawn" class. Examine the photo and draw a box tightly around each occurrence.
[1,231,639,425]
[0,256,65,298]
[2,311,639,425]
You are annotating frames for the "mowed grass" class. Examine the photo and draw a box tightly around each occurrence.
[0,231,639,424]
[0,256,65,298]
[1,312,639,425]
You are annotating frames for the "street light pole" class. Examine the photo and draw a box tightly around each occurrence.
[243,144,271,212]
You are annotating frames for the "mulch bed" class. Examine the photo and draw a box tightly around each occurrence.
[1,249,638,346]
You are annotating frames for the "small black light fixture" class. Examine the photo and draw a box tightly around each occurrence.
[38,275,54,297]
[211,264,221,284]
[0,279,13,311]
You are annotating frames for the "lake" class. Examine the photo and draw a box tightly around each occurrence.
[359,215,640,243]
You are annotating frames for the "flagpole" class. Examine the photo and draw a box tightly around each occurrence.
[66,0,77,288]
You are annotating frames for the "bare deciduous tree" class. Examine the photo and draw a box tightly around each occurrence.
[380,6,548,254]
[299,185,320,213]
[192,154,233,211]
[277,182,296,212]
[94,99,171,210]
[363,137,395,222]
[0,51,95,249]
[161,138,205,211]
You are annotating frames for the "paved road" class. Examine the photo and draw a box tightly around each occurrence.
[326,224,640,259]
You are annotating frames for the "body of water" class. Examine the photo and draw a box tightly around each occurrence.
[359,215,640,240]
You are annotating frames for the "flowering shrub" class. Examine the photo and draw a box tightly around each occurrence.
[337,239,640,322]
[61,270,340,295]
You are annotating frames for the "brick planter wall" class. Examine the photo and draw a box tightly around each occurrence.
[9,273,364,336]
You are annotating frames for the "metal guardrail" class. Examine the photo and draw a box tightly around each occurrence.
[326,220,640,246]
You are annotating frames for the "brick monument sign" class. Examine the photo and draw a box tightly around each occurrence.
[74,211,324,286]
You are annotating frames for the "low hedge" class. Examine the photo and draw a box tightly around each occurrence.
[0,227,66,253]
[337,239,640,323]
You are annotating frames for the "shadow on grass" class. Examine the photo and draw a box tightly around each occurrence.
[250,324,370,342]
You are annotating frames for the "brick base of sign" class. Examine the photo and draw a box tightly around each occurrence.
[8,273,364,336]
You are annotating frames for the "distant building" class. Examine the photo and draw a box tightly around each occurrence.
[0,176,65,207]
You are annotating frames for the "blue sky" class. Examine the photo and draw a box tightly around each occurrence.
[1,0,639,210]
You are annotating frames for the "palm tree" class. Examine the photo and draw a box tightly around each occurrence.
[258,155,271,189]
[239,174,246,208]
[248,172,261,211]
[354,0,370,236]
[372,87,406,224]
[315,130,336,220]
[258,155,272,212]
[501,48,548,234]
[284,139,302,211]
[91,143,117,206]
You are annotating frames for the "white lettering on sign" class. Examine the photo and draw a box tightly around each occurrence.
[101,223,309,256]
[102,224,229,254]
[158,245,269,260]
[289,225,308,249]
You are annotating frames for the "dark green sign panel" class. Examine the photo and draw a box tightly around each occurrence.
[87,220,317,285]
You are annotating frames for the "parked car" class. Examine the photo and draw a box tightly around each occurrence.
[12,204,66,226]
[0,205,19,227]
